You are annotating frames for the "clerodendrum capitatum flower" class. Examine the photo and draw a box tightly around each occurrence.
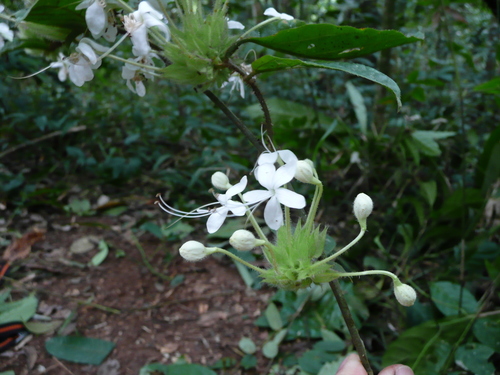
[353,193,373,230]
[393,282,417,307]
[179,241,211,261]
[211,172,232,191]
[229,230,265,251]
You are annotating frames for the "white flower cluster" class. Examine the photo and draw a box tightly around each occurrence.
[0,5,14,49]
[157,148,309,233]
[40,1,293,97]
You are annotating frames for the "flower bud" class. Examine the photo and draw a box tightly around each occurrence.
[179,241,210,261]
[353,193,373,229]
[229,230,265,251]
[294,159,321,185]
[393,282,417,307]
[211,172,232,191]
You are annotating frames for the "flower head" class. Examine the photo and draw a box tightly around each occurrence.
[243,150,306,230]
[179,241,212,261]
[211,172,232,191]
[76,0,107,39]
[353,193,373,230]
[0,5,14,49]
[229,230,265,251]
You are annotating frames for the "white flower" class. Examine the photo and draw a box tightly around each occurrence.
[243,152,305,230]
[221,73,245,98]
[353,193,373,229]
[50,53,70,82]
[227,19,245,30]
[229,230,265,251]
[179,241,211,261]
[76,0,107,39]
[394,282,417,307]
[123,1,170,57]
[156,176,249,234]
[122,53,158,96]
[0,6,14,49]
[263,7,294,21]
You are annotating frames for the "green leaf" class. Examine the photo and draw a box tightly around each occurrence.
[262,340,279,359]
[90,240,109,266]
[455,343,495,375]
[45,336,115,365]
[345,81,367,133]
[0,371,15,375]
[24,320,63,334]
[474,125,500,192]
[246,24,423,61]
[419,181,437,207]
[0,295,38,324]
[238,337,257,355]
[139,363,217,375]
[411,131,455,156]
[473,315,500,352]
[430,281,479,316]
[265,302,283,331]
[240,354,257,369]
[473,77,500,96]
[382,316,472,371]
[251,56,402,108]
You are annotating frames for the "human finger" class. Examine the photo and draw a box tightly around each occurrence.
[336,353,368,375]
[379,364,414,375]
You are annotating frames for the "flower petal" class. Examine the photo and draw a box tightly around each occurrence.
[243,189,272,204]
[275,188,306,209]
[86,1,106,38]
[272,161,296,188]
[227,200,246,216]
[264,196,283,230]
[206,207,229,233]
[255,163,276,190]
[257,151,278,165]
[227,20,244,29]
[226,175,247,197]
[277,150,298,164]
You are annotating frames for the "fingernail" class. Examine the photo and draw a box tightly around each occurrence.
[395,365,414,375]
[338,353,359,372]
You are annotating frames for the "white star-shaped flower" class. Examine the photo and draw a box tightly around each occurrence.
[263,7,294,21]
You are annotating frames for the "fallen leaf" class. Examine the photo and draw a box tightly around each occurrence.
[198,311,228,327]
[2,228,46,262]
[69,236,99,254]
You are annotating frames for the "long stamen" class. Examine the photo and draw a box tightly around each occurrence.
[155,194,218,218]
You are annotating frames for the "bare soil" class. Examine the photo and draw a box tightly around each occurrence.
[0,214,275,375]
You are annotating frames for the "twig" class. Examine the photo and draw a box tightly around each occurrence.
[0,125,87,159]
[203,90,265,153]
[52,356,76,375]
[330,280,373,375]
[226,61,274,140]
[130,234,170,281]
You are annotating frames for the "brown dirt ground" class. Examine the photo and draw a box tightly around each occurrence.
[0,214,279,375]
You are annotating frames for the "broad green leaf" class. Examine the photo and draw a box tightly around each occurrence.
[45,336,115,365]
[246,24,423,61]
[139,363,217,375]
[0,295,38,324]
[251,56,402,108]
[430,281,478,316]
[411,131,455,156]
[90,240,109,266]
[298,348,339,374]
[265,302,283,331]
[262,340,279,359]
[473,77,500,96]
[19,0,86,43]
[419,180,437,207]
[240,354,257,369]
[238,337,257,355]
[473,315,500,352]
[455,343,495,375]
[318,356,346,375]
[0,371,15,375]
[382,316,472,371]
[345,81,367,133]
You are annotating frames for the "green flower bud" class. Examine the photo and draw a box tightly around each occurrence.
[211,172,232,191]
[294,159,321,185]
[229,229,265,251]
[394,282,417,307]
[179,240,210,261]
[353,193,373,229]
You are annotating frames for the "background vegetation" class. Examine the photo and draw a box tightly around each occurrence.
[1,0,499,374]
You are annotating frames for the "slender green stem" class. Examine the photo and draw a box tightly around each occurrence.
[338,270,399,282]
[330,280,373,375]
[239,17,280,39]
[116,0,134,12]
[97,33,129,62]
[131,234,170,281]
[305,182,323,230]
[107,54,164,71]
[311,229,366,269]
[210,248,266,273]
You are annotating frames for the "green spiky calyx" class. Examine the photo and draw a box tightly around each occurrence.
[260,221,343,291]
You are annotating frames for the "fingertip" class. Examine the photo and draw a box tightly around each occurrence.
[379,364,414,375]
[336,353,367,375]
